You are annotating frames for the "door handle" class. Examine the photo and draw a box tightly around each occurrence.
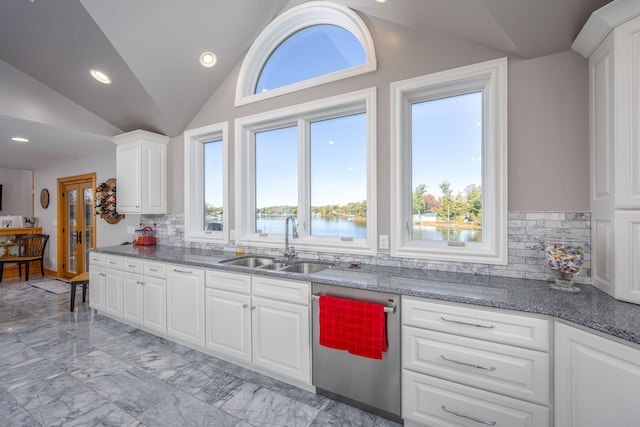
[77,231,82,244]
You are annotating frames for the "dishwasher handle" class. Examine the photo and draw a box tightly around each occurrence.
[312,295,396,314]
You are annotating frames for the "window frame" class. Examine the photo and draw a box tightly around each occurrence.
[235,1,376,106]
[184,122,229,243]
[235,87,377,255]
[390,58,508,264]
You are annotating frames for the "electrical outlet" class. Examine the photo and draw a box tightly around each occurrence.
[230,229,236,240]
[127,226,136,234]
[379,235,389,249]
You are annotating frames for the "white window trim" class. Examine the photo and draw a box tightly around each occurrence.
[235,1,376,107]
[235,87,377,255]
[184,122,229,243]
[390,58,508,265]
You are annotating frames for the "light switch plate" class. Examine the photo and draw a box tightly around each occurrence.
[127,226,136,234]
[379,235,389,249]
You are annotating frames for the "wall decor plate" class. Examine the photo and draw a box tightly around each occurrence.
[40,188,49,209]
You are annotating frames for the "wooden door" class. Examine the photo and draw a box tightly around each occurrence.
[58,174,96,279]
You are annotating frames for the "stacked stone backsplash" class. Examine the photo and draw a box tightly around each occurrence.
[141,211,591,285]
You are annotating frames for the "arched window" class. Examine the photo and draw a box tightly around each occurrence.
[235,1,376,106]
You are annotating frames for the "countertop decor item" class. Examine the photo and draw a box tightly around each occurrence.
[95,178,124,224]
[545,231,585,292]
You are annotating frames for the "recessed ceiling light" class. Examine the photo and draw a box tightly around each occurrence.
[90,69,111,84]
[375,0,386,3]
[199,52,217,68]
[11,137,29,143]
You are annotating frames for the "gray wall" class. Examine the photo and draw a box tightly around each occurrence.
[0,168,32,216]
[168,15,590,237]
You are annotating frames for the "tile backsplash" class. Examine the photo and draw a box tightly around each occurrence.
[142,211,591,284]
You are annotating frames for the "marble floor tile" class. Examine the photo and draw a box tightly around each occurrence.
[0,276,403,426]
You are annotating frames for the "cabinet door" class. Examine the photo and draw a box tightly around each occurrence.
[115,141,142,213]
[144,275,167,334]
[122,271,143,326]
[89,266,105,311]
[141,141,167,213]
[104,268,123,318]
[614,211,640,303]
[167,265,205,347]
[205,288,251,362]
[555,322,640,427]
[251,296,310,384]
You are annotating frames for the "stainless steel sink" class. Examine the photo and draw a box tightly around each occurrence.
[220,257,274,268]
[279,262,331,274]
[258,262,288,270]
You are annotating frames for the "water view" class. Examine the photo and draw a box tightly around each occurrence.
[256,217,481,242]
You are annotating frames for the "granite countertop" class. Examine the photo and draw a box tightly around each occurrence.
[94,244,640,346]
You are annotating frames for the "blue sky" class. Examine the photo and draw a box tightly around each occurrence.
[411,92,483,197]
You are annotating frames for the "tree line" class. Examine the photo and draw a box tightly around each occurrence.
[413,181,482,225]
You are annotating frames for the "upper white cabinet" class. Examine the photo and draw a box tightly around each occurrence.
[113,130,169,214]
[555,322,640,427]
[573,2,640,303]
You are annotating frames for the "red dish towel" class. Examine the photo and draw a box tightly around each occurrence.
[319,295,387,360]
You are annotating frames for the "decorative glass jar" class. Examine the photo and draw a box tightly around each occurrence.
[545,232,585,292]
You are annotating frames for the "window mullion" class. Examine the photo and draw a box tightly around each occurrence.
[299,118,310,238]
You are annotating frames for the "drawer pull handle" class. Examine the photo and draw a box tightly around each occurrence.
[173,269,193,274]
[128,264,137,268]
[149,268,159,272]
[441,316,495,329]
[441,355,496,371]
[441,405,496,426]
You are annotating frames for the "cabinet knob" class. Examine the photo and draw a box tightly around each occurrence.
[243,304,248,308]
[251,305,256,310]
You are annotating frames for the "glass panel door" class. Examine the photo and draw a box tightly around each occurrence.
[61,179,95,279]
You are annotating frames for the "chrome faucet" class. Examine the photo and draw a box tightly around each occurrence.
[284,214,299,260]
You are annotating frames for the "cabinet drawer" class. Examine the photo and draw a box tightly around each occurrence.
[403,370,549,427]
[252,276,309,305]
[88,252,105,266]
[206,270,251,294]
[403,326,549,405]
[105,255,123,270]
[122,257,144,274]
[144,261,166,278]
[403,296,549,351]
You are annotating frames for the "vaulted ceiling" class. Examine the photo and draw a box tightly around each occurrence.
[0,0,610,170]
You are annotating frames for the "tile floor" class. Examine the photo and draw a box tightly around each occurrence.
[0,276,402,426]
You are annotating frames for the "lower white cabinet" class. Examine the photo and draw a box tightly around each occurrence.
[402,296,550,426]
[89,253,106,311]
[122,259,167,334]
[104,256,123,317]
[205,270,311,385]
[167,264,205,347]
[555,322,640,427]
[403,371,548,427]
[205,287,251,362]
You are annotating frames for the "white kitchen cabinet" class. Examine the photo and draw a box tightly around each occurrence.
[167,264,205,347]
[113,129,169,214]
[104,256,123,317]
[574,5,640,303]
[555,322,640,427]
[402,296,550,427]
[205,288,251,362]
[143,261,167,334]
[122,270,144,325]
[205,270,311,385]
[122,258,167,334]
[88,252,105,311]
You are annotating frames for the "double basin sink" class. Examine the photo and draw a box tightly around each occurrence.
[220,256,331,274]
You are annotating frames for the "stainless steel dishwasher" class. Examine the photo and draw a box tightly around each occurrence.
[312,283,402,423]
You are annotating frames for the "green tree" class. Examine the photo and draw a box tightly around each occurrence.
[465,185,482,222]
[437,181,462,221]
[412,184,427,214]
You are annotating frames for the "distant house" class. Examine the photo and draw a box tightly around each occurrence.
[414,213,438,222]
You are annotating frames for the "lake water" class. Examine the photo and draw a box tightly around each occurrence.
[256,217,482,242]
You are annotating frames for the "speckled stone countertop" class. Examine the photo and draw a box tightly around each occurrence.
[94,245,640,346]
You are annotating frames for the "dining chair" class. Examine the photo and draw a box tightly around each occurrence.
[0,233,49,282]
